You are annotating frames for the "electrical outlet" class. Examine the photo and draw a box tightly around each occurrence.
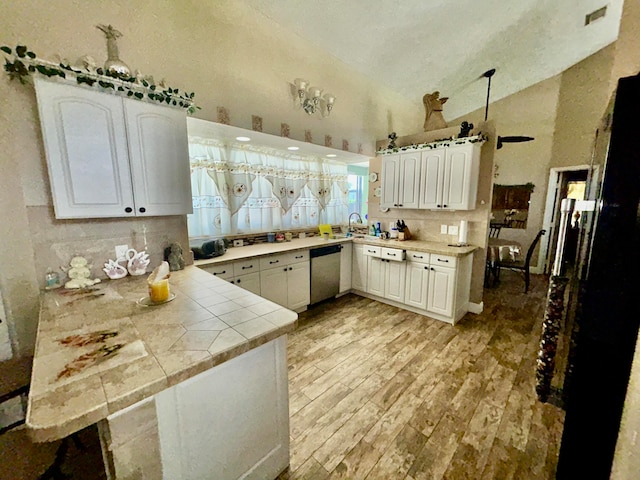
[448,225,459,235]
[115,244,129,260]
[233,239,243,247]
[440,224,448,234]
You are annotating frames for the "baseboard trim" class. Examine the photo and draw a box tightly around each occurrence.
[468,301,483,314]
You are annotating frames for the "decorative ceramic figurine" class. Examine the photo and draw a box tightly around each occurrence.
[423,91,449,131]
[125,248,150,276]
[96,24,130,78]
[164,242,185,271]
[387,132,397,149]
[459,121,474,138]
[64,256,101,289]
[103,259,128,279]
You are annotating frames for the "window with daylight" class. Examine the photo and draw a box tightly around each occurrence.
[347,165,368,221]
[187,137,350,238]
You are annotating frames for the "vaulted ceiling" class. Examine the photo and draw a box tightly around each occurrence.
[243,0,624,120]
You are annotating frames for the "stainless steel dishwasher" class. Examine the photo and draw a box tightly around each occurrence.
[310,244,342,305]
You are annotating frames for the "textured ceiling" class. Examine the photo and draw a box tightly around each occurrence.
[242,0,624,120]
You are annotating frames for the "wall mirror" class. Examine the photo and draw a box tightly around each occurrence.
[490,183,534,229]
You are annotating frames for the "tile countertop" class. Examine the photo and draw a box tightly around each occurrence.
[27,266,297,443]
[194,236,477,266]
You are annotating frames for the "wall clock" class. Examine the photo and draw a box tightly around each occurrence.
[369,172,378,183]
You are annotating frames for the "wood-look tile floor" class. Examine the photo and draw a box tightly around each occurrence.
[278,270,565,480]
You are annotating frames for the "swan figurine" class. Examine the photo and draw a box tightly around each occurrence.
[125,248,150,276]
[103,259,128,279]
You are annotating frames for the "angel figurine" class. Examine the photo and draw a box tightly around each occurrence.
[423,91,449,131]
[125,248,150,276]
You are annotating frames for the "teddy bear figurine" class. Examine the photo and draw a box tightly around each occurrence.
[164,242,185,271]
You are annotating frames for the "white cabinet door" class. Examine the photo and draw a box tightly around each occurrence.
[124,100,192,216]
[398,152,421,209]
[260,268,288,307]
[34,79,135,218]
[380,153,421,209]
[232,272,261,296]
[367,257,385,297]
[380,155,400,210]
[419,148,446,209]
[287,261,310,310]
[419,144,480,211]
[444,143,479,210]
[34,78,191,219]
[352,244,368,291]
[427,265,455,317]
[384,260,406,303]
[339,243,352,293]
[405,262,429,310]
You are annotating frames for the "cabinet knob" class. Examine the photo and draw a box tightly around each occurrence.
[431,267,435,271]
[424,266,428,269]
[139,207,146,213]
[399,204,403,207]
[284,267,288,272]
[125,207,133,213]
[443,205,447,208]
[289,267,293,271]
[437,204,441,208]
[237,279,241,284]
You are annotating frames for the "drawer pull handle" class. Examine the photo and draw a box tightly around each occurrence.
[214,270,226,275]
[414,255,424,259]
[295,255,304,259]
[436,258,449,263]
[242,265,253,269]
[367,250,376,253]
[387,253,396,256]
[270,260,279,264]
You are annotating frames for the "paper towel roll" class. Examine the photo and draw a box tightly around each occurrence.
[458,220,468,245]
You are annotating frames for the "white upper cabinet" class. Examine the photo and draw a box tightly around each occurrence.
[34,78,192,219]
[380,152,421,209]
[419,143,481,210]
[379,139,483,211]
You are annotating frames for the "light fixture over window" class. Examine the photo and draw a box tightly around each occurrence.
[293,78,335,117]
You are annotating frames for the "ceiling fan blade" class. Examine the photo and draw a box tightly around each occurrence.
[497,135,535,149]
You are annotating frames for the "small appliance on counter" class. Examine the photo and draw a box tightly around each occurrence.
[190,238,227,259]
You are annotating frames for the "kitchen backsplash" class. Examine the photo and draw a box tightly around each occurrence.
[27,206,190,289]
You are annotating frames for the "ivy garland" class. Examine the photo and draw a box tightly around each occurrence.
[377,133,488,155]
[1,44,200,114]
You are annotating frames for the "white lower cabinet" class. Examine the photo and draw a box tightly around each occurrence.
[339,242,353,293]
[199,260,261,295]
[260,251,310,311]
[352,244,368,291]
[353,245,472,324]
[405,260,430,310]
[232,272,261,295]
[364,246,406,302]
[427,264,456,317]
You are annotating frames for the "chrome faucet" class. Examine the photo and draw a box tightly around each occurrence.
[348,212,363,235]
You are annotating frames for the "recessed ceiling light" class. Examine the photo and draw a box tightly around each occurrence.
[287,146,299,151]
[236,136,251,142]
[326,154,337,158]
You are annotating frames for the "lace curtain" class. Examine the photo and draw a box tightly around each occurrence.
[188,137,349,237]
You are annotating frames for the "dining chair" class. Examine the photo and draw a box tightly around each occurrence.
[496,229,546,293]
[489,223,502,238]
[0,355,86,479]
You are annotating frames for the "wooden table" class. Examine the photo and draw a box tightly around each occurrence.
[485,237,522,286]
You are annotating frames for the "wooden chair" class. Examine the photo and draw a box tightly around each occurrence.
[0,355,86,479]
[489,223,502,238]
[496,229,546,293]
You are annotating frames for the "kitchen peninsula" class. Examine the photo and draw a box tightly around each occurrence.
[27,266,296,479]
